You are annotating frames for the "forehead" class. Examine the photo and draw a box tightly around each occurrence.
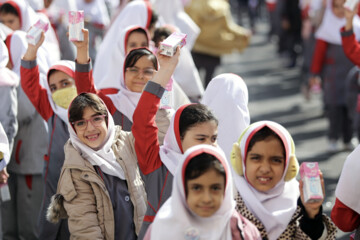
[48,70,73,85]
[127,31,147,42]
[187,120,218,134]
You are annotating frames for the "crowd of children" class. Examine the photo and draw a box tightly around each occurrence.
[0,0,359,239]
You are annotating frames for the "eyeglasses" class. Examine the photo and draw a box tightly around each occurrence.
[72,115,106,130]
[126,67,157,78]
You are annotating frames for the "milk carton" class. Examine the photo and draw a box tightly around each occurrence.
[300,162,323,203]
[160,77,173,109]
[69,11,84,41]
[344,0,359,11]
[26,19,49,45]
[159,32,187,56]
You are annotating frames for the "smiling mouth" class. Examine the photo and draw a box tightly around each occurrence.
[257,177,272,184]
[86,133,99,141]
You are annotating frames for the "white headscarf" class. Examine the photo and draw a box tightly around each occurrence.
[67,96,125,180]
[202,73,250,161]
[76,0,110,25]
[232,121,299,240]
[93,0,153,90]
[0,123,10,170]
[335,144,360,214]
[45,61,75,123]
[159,104,191,175]
[151,144,234,240]
[315,0,360,45]
[0,40,18,87]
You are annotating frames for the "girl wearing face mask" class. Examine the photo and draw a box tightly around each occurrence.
[20,33,76,239]
[73,28,189,132]
[144,144,261,240]
[46,92,146,240]
[131,48,219,238]
[231,121,337,240]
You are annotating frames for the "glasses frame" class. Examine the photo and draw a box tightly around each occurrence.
[126,67,157,78]
[72,115,107,130]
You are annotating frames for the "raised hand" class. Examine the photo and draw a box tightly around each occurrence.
[22,30,45,61]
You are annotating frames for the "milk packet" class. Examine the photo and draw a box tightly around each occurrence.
[300,162,323,203]
[69,11,84,41]
[160,77,173,109]
[159,32,187,57]
[26,19,49,45]
[344,0,359,11]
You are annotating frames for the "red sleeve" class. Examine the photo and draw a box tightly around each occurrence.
[132,90,162,175]
[341,28,360,67]
[310,39,328,74]
[74,67,117,115]
[331,198,360,232]
[20,65,53,121]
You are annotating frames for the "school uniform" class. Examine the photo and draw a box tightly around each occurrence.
[310,0,360,146]
[231,121,337,240]
[2,31,48,240]
[47,106,146,239]
[0,123,10,170]
[331,144,360,235]
[144,145,261,240]
[132,81,197,239]
[20,59,77,239]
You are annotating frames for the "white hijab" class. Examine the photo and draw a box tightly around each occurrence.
[76,0,110,25]
[151,144,234,240]
[232,121,299,240]
[0,40,18,87]
[45,61,76,123]
[0,123,10,170]
[159,104,191,175]
[335,144,360,214]
[93,0,152,90]
[4,0,60,64]
[67,99,125,180]
[202,73,250,161]
[315,0,360,44]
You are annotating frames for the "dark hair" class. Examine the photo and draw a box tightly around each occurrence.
[153,27,172,47]
[0,3,19,16]
[179,104,218,139]
[149,10,158,30]
[124,48,158,70]
[247,126,285,157]
[184,153,225,194]
[69,93,108,125]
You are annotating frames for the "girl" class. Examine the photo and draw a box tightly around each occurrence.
[0,0,60,64]
[47,92,146,240]
[20,32,76,239]
[132,47,218,238]
[93,0,157,91]
[145,144,261,240]
[231,121,337,239]
[202,73,250,160]
[331,145,360,237]
[74,29,188,132]
[310,0,360,152]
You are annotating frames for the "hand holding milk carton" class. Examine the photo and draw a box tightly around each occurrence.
[300,162,324,203]
[26,19,49,45]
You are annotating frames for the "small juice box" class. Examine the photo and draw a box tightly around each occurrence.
[69,11,84,41]
[26,19,49,45]
[300,162,323,203]
[159,32,187,57]
[344,0,359,11]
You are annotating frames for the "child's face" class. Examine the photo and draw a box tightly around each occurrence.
[126,31,148,54]
[186,168,225,217]
[125,55,156,92]
[245,136,285,192]
[181,120,218,152]
[49,71,75,94]
[0,13,20,31]
[74,106,108,149]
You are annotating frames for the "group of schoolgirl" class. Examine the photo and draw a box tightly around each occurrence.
[0,1,340,240]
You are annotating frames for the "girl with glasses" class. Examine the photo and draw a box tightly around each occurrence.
[47,92,147,240]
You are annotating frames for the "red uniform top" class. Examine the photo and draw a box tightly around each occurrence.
[331,198,360,232]
[341,27,360,67]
